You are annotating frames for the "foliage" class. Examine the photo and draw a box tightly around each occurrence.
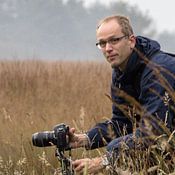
[0,0,155,60]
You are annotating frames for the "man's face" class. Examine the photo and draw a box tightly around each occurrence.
[96,19,136,70]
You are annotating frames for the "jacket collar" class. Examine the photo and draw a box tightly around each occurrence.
[114,36,161,81]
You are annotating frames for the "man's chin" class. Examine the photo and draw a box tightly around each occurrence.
[111,62,119,69]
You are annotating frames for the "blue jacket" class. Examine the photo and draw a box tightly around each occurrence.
[87,36,175,149]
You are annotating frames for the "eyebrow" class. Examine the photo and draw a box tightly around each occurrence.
[98,35,117,41]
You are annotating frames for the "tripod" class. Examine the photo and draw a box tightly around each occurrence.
[55,148,74,175]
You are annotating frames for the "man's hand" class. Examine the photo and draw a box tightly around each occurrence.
[72,157,104,174]
[68,127,90,148]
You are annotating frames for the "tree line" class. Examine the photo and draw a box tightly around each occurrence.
[0,0,174,60]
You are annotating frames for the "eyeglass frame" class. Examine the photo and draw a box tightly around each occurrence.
[96,35,128,49]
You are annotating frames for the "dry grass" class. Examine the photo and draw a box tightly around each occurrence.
[0,59,175,175]
[0,59,111,174]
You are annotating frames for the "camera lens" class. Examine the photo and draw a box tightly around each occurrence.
[32,131,55,147]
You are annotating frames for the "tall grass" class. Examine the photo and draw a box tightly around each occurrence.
[0,59,175,174]
[0,59,111,174]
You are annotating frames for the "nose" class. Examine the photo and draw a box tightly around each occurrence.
[105,42,113,51]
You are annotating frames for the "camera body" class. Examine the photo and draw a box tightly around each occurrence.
[32,123,70,151]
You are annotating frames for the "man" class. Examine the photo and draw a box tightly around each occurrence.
[69,15,175,174]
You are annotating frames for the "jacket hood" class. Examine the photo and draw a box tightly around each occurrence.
[136,36,161,57]
[114,36,161,81]
[125,36,161,72]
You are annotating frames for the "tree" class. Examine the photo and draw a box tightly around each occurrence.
[0,0,158,60]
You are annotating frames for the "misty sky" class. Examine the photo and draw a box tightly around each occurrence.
[0,0,174,60]
[82,0,175,33]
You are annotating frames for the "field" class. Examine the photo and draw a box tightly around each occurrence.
[0,60,175,175]
[0,60,112,174]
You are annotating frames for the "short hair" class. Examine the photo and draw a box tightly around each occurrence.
[96,15,134,36]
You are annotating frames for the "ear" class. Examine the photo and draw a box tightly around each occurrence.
[129,35,136,49]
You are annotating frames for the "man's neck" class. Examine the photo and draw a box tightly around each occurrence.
[118,57,130,72]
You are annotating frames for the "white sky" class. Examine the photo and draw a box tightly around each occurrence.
[82,0,175,33]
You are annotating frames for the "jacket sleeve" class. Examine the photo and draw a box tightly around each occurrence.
[86,72,133,150]
[139,60,175,134]
[86,115,133,150]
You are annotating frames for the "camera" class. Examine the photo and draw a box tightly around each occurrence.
[32,123,70,151]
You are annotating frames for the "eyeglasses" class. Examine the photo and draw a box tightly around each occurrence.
[96,35,127,49]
